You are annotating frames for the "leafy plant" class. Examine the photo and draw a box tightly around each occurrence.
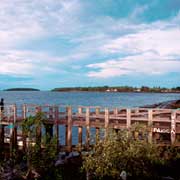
[83,125,164,179]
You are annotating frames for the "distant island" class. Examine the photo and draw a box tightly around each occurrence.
[52,86,180,93]
[4,88,40,91]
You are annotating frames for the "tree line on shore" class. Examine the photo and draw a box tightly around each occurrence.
[52,86,180,93]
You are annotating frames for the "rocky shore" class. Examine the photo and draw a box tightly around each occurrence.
[141,99,180,109]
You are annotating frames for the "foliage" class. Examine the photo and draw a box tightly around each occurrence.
[83,125,164,179]
[20,112,61,179]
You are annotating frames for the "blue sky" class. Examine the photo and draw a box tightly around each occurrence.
[0,0,180,90]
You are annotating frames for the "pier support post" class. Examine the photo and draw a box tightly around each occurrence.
[171,110,176,145]
[78,107,83,151]
[95,107,100,116]
[35,106,42,147]
[0,125,5,155]
[67,106,72,152]
[22,104,27,151]
[45,124,53,142]
[148,109,153,143]
[126,109,131,129]
[86,107,90,150]
[45,107,54,142]
[10,105,18,157]
[95,107,100,140]
[55,106,59,151]
[113,108,118,116]
[0,125,4,145]
[78,126,82,151]
[105,108,109,136]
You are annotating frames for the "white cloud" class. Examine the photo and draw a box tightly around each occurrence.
[86,12,180,78]
[87,52,180,78]
[0,50,65,76]
[102,27,180,56]
[0,0,82,49]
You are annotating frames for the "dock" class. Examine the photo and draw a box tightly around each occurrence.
[0,104,180,152]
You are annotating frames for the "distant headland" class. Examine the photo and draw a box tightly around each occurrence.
[4,88,40,91]
[51,86,180,93]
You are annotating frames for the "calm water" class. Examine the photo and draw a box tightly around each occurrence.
[1,91,180,145]
[0,91,180,108]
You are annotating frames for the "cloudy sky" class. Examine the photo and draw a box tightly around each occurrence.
[0,0,180,90]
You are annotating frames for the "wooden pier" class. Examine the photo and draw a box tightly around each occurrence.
[0,104,180,152]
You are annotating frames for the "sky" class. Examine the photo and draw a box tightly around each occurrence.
[0,0,180,90]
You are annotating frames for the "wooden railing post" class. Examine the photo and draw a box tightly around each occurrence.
[148,109,153,143]
[113,108,118,116]
[95,107,100,140]
[78,107,83,151]
[126,109,131,129]
[86,107,90,150]
[35,106,42,146]
[55,106,59,151]
[22,104,27,151]
[95,107,100,115]
[105,108,109,136]
[78,106,83,114]
[10,104,17,156]
[171,110,176,145]
[78,126,83,151]
[0,124,4,154]
[67,106,72,152]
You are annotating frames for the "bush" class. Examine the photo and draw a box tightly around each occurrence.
[83,125,164,179]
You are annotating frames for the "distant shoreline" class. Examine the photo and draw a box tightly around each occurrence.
[4,88,40,91]
[52,90,180,93]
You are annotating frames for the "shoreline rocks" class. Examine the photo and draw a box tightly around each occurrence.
[141,99,180,109]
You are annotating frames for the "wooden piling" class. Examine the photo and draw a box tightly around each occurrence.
[105,108,109,136]
[171,110,176,145]
[78,107,83,150]
[55,106,59,150]
[95,107,100,115]
[86,107,90,149]
[148,109,153,143]
[35,106,42,146]
[67,106,72,152]
[126,109,131,129]
[113,108,118,116]
[96,127,100,141]
[45,124,53,142]
[22,104,27,151]
[10,105,18,156]
[78,107,83,114]
[78,126,83,151]
[0,125,4,154]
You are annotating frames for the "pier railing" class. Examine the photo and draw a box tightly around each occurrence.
[0,104,180,152]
